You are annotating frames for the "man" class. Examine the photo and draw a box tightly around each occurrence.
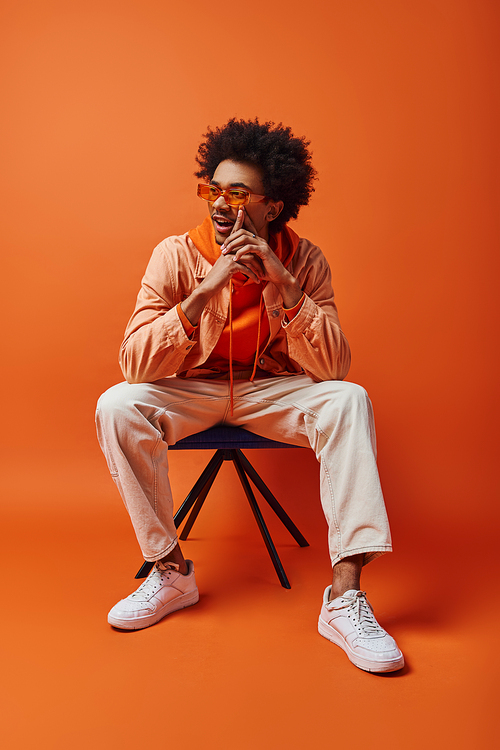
[96,118,404,673]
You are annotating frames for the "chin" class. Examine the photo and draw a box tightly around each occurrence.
[211,220,227,245]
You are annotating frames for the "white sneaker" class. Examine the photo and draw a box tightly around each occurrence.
[108,560,199,630]
[318,587,404,673]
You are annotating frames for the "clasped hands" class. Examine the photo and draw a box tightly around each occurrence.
[182,208,302,326]
[219,207,289,289]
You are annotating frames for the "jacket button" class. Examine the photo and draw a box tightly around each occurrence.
[272,310,279,318]
[259,358,265,365]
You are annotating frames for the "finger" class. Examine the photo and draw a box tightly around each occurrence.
[220,209,245,252]
[232,244,266,263]
[241,207,259,236]
[233,253,266,278]
[221,229,256,255]
[231,207,245,234]
[232,260,260,284]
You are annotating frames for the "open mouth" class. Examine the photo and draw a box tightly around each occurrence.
[212,215,235,234]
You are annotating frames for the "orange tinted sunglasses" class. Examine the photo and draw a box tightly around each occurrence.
[197,183,267,207]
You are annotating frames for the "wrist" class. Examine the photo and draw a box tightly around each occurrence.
[276,275,302,309]
[181,285,212,327]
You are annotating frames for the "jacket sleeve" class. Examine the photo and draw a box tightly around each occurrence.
[281,244,351,381]
[119,244,196,383]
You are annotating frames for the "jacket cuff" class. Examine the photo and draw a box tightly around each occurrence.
[283,293,306,322]
[281,294,317,334]
[176,302,197,337]
[163,306,197,356]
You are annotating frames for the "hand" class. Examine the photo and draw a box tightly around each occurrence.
[205,207,261,288]
[221,209,303,307]
[180,209,261,326]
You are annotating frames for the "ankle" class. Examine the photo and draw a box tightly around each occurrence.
[160,543,188,575]
[330,554,363,600]
[178,561,189,576]
[159,557,189,576]
[159,558,189,576]
[329,585,358,601]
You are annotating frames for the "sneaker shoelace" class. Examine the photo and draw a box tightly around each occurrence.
[129,563,177,600]
[332,591,385,638]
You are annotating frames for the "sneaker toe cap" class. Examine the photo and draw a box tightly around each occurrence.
[352,634,403,662]
[108,599,155,619]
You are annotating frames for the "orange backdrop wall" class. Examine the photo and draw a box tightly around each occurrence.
[1,1,498,745]
[2,0,498,535]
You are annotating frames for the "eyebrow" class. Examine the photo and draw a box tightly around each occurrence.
[210,180,251,190]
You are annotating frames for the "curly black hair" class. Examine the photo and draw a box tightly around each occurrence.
[195,118,316,233]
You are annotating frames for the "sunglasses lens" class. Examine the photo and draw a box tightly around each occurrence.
[198,184,220,201]
[225,190,249,206]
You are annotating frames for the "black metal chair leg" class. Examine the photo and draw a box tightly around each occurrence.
[179,459,222,540]
[237,449,309,547]
[135,442,307,586]
[173,450,224,528]
[135,560,154,579]
[232,451,291,589]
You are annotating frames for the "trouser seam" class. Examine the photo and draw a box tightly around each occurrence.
[321,455,342,554]
[150,393,332,441]
[235,394,332,440]
[150,394,230,424]
[151,431,162,514]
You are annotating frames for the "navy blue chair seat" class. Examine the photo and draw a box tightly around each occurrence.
[135,426,309,588]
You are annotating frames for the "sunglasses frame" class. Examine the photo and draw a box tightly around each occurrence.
[197,183,267,207]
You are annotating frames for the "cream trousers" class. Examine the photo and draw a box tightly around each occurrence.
[96,375,392,567]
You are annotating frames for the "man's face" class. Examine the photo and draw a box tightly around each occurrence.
[208,160,277,245]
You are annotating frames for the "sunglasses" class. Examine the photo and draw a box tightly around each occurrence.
[197,183,267,207]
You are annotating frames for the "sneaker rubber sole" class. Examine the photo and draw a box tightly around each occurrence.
[108,588,200,630]
[318,615,404,673]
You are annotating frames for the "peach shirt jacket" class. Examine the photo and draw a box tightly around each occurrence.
[119,231,351,385]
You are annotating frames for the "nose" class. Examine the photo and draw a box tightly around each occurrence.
[213,192,231,211]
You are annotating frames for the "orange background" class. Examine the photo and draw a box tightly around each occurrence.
[1,1,498,748]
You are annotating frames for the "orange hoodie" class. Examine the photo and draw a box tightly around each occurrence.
[182,217,304,410]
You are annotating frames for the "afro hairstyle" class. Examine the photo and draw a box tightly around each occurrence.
[195,118,316,233]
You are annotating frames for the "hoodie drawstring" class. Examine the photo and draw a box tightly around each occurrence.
[229,279,234,416]
[228,283,264,417]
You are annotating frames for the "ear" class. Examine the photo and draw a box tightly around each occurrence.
[266,200,284,222]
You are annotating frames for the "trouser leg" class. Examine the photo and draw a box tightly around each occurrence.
[96,374,391,568]
[95,378,229,561]
[228,376,392,567]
